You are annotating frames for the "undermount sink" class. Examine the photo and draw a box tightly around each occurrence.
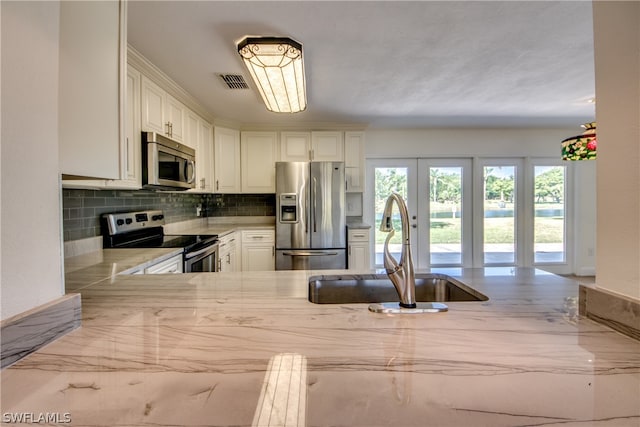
[308,273,488,304]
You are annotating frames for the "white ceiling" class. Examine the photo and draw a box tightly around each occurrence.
[127,1,596,129]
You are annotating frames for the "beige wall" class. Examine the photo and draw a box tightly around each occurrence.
[593,1,640,300]
[1,1,64,320]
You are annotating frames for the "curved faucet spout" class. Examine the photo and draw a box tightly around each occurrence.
[379,193,416,308]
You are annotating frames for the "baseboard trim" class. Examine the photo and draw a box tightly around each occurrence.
[1,294,81,368]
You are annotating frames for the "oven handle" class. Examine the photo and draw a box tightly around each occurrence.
[185,244,217,259]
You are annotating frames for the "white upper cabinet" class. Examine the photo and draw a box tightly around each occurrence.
[198,121,214,192]
[59,0,124,179]
[241,132,278,193]
[344,131,365,192]
[187,111,214,193]
[141,76,186,145]
[311,131,344,161]
[141,76,165,135]
[165,94,186,143]
[104,65,142,189]
[214,127,241,193]
[280,131,345,162]
[280,132,312,161]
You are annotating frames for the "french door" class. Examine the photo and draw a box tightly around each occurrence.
[366,159,471,269]
[366,157,570,272]
[366,159,419,268]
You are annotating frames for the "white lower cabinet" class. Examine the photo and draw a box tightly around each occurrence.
[144,254,184,274]
[348,228,371,270]
[241,229,275,271]
[218,232,239,272]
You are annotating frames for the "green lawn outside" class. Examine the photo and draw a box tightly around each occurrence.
[374,204,564,245]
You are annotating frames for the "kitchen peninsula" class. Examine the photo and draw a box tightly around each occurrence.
[1,256,639,426]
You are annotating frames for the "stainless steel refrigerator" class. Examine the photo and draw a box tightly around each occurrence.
[276,161,346,270]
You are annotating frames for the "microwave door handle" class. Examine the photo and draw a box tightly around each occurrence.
[185,160,196,184]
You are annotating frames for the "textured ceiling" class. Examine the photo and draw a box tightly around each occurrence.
[127,1,596,128]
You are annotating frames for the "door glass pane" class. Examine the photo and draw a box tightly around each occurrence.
[483,166,516,264]
[534,166,566,263]
[429,167,462,265]
[374,167,407,266]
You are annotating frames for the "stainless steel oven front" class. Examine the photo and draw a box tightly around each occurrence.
[184,242,219,273]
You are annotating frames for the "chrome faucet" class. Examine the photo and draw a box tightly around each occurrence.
[379,193,416,308]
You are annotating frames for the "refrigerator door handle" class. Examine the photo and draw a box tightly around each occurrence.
[312,176,318,233]
[282,251,339,256]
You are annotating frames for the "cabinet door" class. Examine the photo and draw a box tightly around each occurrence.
[105,65,141,189]
[348,229,371,270]
[241,229,274,271]
[185,110,200,152]
[165,94,185,143]
[218,233,238,272]
[59,0,123,179]
[141,76,166,135]
[311,131,344,161]
[214,127,241,193]
[280,132,311,161]
[349,244,369,270]
[198,121,214,192]
[345,131,365,192]
[241,132,278,193]
[122,66,141,184]
[242,246,275,271]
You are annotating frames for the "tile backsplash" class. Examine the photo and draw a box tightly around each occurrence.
[62,189,275,241]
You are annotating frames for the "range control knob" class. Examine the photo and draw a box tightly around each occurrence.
[125,218,133,225]
[116,219,125,226]
[152,214,164,221]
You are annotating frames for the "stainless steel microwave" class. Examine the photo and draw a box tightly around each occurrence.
[142,132,195,190]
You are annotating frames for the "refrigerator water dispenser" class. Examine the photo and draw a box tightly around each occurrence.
[279,194,298,223]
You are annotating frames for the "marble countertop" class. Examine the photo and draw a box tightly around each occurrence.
[2,264,639,426]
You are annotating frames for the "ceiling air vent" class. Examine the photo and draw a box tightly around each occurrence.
[219,74,249,89]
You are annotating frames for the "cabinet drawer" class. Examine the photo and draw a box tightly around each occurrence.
[242,229,274,243]
[348,229,370,242]
[144,254,183,274]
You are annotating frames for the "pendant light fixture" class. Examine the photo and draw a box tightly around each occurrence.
[561,122,597,161]
[237,37,307,113]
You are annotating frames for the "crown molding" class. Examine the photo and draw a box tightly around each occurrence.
[127,45,215,123]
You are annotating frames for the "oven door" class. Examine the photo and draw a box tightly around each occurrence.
[184,243,219,272]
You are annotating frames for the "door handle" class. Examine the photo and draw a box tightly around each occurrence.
[312,177,317,233]
[282,251,339,256]
[186,160,196,184]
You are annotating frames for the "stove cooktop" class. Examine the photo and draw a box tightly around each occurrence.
[102,210,217,252]
[115,234,218,252]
